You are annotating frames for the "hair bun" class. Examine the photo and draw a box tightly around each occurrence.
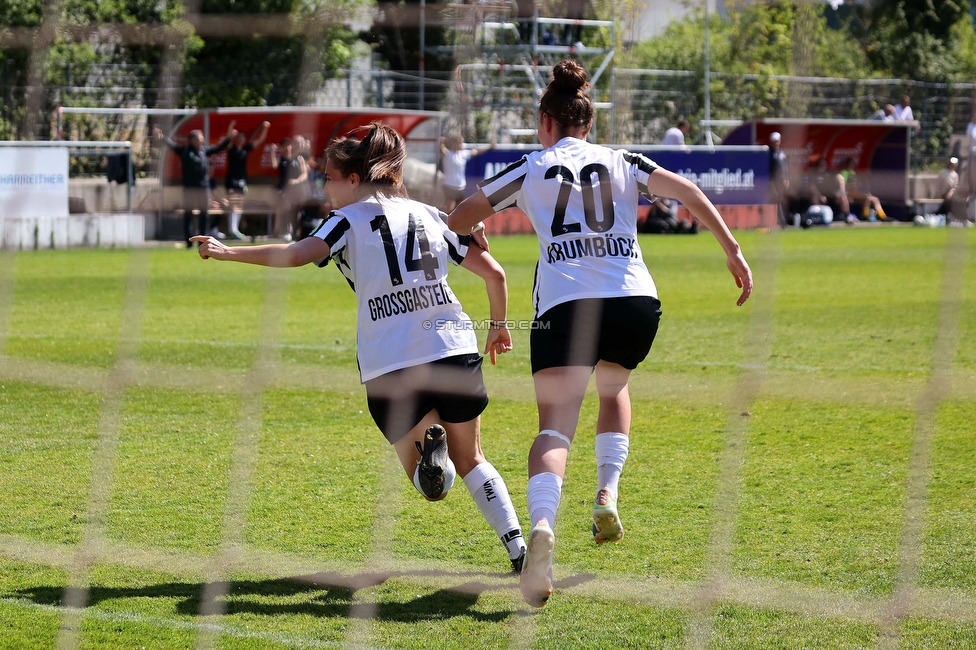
[551,60,588,91]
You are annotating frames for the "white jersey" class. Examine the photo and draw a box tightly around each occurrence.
[313,195,479,382]
[442,149,472,190]
[661,127,685,146]
[478,137,659,317]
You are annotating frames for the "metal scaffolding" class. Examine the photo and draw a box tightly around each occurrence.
[419,2,616,142]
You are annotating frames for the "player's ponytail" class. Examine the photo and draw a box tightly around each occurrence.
[325,122,407,197]
[539,59,594,129]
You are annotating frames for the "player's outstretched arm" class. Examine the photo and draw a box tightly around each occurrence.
[190,235,331,268]
[447,190,494,236]
[646,168,754,306]
[153,127,180,152]
[460,243,512,365]
[251,121,271,148]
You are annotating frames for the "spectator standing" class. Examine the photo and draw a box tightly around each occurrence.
[935,157,959,219]
[662,119,690,146]
[440,134,494,212]
[768,132,790,227]
[966,111,976,217]
[155,123,235,246]
[224,120,270,240]
[270,137,309,241]
[967,110,976,154]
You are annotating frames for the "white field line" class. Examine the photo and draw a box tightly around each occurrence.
[0,596,386,649]
[0,330,942,375]
[2,534,975,627]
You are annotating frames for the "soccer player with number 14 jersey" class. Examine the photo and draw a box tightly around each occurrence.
[191,122,527,574]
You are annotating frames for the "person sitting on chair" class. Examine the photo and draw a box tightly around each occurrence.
[840,157,886,221]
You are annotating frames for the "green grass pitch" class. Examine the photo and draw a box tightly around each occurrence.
[0,228,974,648]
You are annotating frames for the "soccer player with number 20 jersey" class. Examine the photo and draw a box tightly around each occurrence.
[448,60,753,607]
[191,123,527,574]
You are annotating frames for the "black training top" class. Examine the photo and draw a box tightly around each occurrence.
[166,137,231,188]
[226,142,254,186]
[276,156,302,190]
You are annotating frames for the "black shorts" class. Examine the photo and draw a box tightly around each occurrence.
[530,296,662,374]
[365,353,489,444]
[226,178,247,195]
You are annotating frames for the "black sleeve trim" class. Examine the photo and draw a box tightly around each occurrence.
[308,213,333,239]
[445,239,465,265]
[322,217,350,249]
[484,175,525,209]
[624,152,660,200]
[477,157,527,190]
[623,152,659,177]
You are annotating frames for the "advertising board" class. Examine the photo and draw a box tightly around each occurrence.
[467,145,770,206]
[723,119,914,219]
[0,147,69,219]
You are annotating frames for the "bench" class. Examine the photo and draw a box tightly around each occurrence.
[912,198,945,216]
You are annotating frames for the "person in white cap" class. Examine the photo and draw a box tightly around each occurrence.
[936,156,959,217]
[768,132,790,226]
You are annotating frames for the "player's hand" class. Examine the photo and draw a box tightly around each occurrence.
[189,235,229,260]
[261,121,270,129]
[726,249,753,306]
[153,127,164,140]
[484,323,512,365]
[470,226,490,252]
[227,120,236,137]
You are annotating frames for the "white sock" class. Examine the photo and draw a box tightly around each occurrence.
[230,210,242,233]
[413,457,456,499]
[463,462,526,560]
[595,432,629,500]
[527,472,563,530]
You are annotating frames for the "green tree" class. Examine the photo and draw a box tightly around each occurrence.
[1,0,365,139]
[1,0,191,139]
[854,0,970,81]
[361,0,456,112]
[625,2,868,139]
[184,0,361,107]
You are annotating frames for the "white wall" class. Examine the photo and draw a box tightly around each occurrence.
[0,214,145,251]
[622,0,727,43]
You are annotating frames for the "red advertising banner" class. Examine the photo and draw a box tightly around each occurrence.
[161,107,443,185]
[724,119,914,220]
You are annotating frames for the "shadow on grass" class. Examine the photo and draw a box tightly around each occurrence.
[12,569,596,623]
